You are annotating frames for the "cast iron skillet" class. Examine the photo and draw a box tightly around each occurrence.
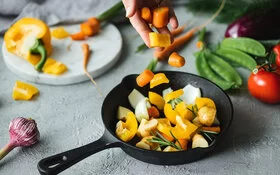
[37,71,233,175]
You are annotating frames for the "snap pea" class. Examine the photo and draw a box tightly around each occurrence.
[221,37,266,57]
[204,50,242,87]
[215,47,257,71]
[195,51,235,90]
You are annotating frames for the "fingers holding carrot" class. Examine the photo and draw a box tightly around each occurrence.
[122,0,178,47]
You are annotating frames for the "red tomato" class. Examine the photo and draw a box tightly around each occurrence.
[276,55,280,67]
[248,69,280,104]
[273,44,280,55]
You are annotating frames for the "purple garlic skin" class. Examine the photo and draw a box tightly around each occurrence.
[9,117,40,147]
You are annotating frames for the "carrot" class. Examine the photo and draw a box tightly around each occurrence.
[175,139,188,150]
[148,106,160,118]
[168,52,185,68]
[87,17,100,35]
[71,32,86,40]
[170,23,187,37]
[154,0,225,60]
[82,43,102,96]
[136,69,154,87]
[201,126,221,133]
[160,132,174,142]
[141,7,152,23]
[80,22,95,36]
[152,7,169,28]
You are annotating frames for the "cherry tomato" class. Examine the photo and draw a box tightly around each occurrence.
[248,69,280,104]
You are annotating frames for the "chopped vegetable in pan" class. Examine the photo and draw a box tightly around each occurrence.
[115,72,220,152]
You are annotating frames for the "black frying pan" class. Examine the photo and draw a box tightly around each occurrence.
[37,71,233,175]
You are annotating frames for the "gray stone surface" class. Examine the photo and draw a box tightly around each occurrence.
[1,7,280,175]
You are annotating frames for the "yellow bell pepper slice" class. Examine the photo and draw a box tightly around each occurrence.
[164,103,178,125]
[150,73,169,89]
[116,112,138,142]
[149,32,171,48]
[12,81,39,100]
[175,101,194,121]
[51,27,70,39]
[42,58,68,75]
[164,89,184,103]
[148,91,165,110]
[157,116,198,140]
[195,97,216,109]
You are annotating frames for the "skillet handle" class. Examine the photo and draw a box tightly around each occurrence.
[37,131,121,175]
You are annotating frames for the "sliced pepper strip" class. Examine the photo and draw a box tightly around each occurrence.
[150,73,169,89]
[164,89,184,103]
[116,112,138,142]
[12,81,39,100]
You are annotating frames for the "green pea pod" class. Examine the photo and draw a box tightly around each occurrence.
[221,37,266,57]
[195,51,235,90]
[204,50,242,87]
[215,47,257,71]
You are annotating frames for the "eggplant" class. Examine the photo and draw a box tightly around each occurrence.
[225,8,280,40]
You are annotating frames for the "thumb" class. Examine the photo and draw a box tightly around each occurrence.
[122,0,137,18]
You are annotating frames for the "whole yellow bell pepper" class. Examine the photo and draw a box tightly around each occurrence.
[116,112,138,142]
[4,17,52,71]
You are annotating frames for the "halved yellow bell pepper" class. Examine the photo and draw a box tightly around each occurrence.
[12,81,39,100]
[4,17,52,71]
[116,112,138,142]
[150,73,169,89]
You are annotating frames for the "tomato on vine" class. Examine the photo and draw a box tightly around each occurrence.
[248,67,280,104]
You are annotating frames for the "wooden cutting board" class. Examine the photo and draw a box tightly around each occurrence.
[2,23,122,85]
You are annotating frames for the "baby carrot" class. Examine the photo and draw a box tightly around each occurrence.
[168,52,185,68]
[141,7,152,23]
[170,23,187,37]
[71,32,86,40]
[136,69,154,87]
[82,43,103,96]
[152,7,169,28]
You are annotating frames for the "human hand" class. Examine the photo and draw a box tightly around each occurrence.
[122,0,178,47]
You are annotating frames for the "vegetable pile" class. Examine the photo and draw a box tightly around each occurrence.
[194,27,280,103]
[115,72,221,152]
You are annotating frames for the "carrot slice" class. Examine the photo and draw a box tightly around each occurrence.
[168,52,185,68]
[148,106,160,118]
[152,7,169,28]
[141,7,152,23]
[136,69,154,87]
